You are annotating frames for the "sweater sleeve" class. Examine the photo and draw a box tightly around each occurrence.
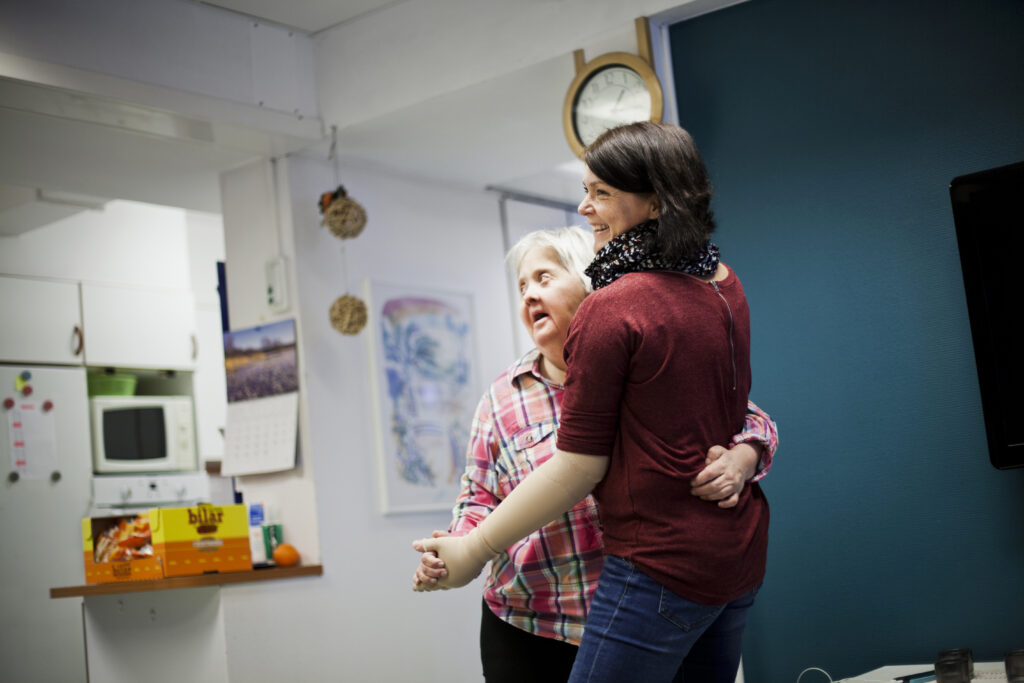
[555,293,632,457]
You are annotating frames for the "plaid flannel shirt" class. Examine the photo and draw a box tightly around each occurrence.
[450,349,778,644]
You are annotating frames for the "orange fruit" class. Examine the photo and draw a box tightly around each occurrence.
[272,542,300,567]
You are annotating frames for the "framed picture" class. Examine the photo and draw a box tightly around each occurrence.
[365,280,480,514]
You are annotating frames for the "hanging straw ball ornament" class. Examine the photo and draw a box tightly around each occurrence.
[319,185,366,240]
[329,294,368,335]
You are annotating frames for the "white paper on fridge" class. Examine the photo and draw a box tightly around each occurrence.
[6,401,58,480]
[221,392,298,476]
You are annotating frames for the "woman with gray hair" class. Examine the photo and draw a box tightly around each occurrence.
[413,224,777,682]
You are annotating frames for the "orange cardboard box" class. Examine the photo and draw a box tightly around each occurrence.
[151,503,251,577]
[82,514,163,585]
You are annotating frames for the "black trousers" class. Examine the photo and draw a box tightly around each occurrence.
[480,600,579,683]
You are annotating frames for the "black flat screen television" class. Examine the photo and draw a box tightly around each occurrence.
[949,160,1024,470]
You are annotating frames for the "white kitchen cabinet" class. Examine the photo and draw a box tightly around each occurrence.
[0,275,84,365]
[81,283,197,370]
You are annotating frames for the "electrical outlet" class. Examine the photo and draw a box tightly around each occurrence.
[265,257,288,312]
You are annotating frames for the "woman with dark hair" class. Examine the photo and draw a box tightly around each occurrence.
[583,121,717,261]
[413,122,768,683]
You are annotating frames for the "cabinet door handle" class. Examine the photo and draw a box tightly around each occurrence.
[72,325,84,357]
[191,333,198,360]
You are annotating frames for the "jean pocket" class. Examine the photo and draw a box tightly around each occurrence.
[657,589,725,632]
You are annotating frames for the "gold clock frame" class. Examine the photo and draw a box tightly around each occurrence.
[562,18,665,158]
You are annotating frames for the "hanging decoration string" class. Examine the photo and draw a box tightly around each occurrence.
[322,126,367,242]
[321,124,369,335]
[327,125,350,290]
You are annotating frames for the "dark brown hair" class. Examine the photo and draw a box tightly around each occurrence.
[584,121,716,262]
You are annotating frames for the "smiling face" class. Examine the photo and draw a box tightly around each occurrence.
[516,246,588,381]
[578,166,659,253]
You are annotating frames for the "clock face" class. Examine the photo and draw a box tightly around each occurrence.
[572,65,653,146]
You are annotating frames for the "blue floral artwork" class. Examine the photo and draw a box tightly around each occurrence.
[367,282,478,513]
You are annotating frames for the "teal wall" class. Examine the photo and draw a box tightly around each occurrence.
[669,0,1024,679]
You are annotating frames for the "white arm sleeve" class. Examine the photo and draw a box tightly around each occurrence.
[475,449,608,554]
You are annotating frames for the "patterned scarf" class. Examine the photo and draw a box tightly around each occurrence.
[584,220,720,290]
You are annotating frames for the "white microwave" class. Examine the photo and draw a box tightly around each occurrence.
[90,395,198,474]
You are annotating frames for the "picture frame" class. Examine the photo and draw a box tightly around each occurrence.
[364,280,480,514]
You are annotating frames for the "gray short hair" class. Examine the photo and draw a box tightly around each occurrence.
[505,226,594,294]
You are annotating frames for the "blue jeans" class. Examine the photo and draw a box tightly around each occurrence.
[568,555,758,683]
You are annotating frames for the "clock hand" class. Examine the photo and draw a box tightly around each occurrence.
[611,89,625,114]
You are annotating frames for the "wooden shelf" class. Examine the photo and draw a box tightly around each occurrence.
[50,564,323,599]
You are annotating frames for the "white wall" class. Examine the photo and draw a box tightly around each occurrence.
[210,150,512,683]
[216,152,516,682]
[217,156,323,571]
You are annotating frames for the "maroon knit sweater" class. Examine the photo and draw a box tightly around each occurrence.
[556,267,768,604]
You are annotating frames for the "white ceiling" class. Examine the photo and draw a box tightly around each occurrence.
[1,0,718,225]
[212,0,590,209]
[200,0,405,34]
[0,0,406,219]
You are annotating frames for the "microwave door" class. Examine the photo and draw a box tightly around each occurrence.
[102,407,168,464]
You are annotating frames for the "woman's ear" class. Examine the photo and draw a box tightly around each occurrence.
[648,195,660,219]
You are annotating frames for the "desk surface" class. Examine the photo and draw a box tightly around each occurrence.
[842,661,1007,682]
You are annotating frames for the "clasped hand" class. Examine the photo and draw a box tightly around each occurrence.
[412,530,450,591]
[689,442,760,508]
[411,527,496,592]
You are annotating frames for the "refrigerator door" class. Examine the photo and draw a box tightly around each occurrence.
[0,364,91,682]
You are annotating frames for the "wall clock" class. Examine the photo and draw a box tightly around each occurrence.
[562,19,664,158]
